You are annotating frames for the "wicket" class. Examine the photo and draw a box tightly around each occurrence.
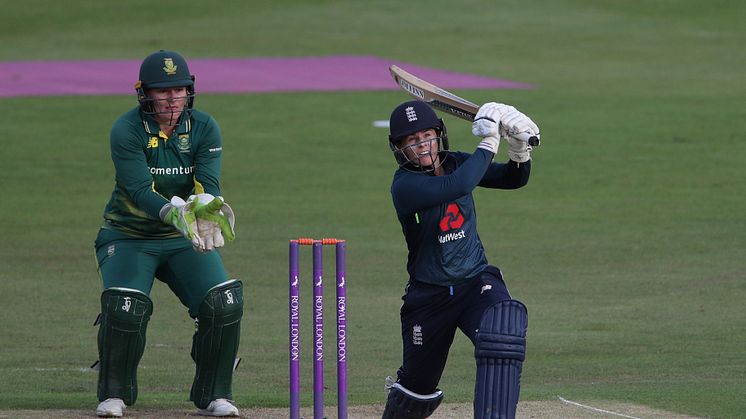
[289,238,347,419]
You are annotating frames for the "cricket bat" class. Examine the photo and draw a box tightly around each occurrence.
[389,65,540,146]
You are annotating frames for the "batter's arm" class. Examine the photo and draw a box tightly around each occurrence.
[478,159,531,189]
[392,149,493,214]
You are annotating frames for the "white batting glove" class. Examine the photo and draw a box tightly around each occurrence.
[472,102,514,154]
[499,109,540,163]
[191,194,236,253]
[472,102,514,138]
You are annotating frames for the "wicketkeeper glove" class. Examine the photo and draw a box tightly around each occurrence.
[472,102,515,155]
[160,196,203,250]
[191,194,236,253]
[499,109,540,163]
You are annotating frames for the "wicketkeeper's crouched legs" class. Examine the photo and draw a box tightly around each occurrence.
[97,289,153,406]
[189,280,243,409]
[474,299,528,419]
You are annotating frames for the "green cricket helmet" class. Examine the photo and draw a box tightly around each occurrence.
[135,50,195,115]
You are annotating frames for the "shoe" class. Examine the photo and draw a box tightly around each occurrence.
[96,398,126,417]
[198,398,240,417]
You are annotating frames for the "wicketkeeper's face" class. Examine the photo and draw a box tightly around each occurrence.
[398,128,440,167]
[148,87,189,124]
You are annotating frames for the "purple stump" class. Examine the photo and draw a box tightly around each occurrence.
[336,241,348,419]
[313,241,324,419]
[289,241,301,419]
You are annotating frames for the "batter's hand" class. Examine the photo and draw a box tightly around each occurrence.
[499,109,540,163]
[472,102,514,138]
[192,194,236,252]
[160,196,203,250]
[472,103,514,154]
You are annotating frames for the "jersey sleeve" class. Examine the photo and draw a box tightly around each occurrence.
[193,116,223,197]
[391,149,493,215]
[110,119,168,218]
[478,159,531,189]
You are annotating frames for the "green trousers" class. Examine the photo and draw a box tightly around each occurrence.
[95,229,229,317]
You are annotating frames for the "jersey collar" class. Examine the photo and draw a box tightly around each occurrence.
[140,109,193,136]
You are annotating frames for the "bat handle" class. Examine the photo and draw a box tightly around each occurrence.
[512,132,541,147]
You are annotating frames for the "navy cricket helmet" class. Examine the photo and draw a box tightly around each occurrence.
[135,50,195,114]
[388,100,449,169]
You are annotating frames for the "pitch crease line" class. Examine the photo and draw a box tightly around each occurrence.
[558,396,641,419]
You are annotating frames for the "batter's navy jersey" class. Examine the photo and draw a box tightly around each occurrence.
[390,149,530,286]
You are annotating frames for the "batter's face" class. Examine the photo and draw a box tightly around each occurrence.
[148,87,188,126]
[398,128,441,168]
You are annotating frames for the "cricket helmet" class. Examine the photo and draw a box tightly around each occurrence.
[135,50,195,114]
[388,100,449,170]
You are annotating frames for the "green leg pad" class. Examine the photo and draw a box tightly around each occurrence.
[190,280,244,409]
[97,289,153,405]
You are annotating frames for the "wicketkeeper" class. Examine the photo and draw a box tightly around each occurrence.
[382,100,539,419]
[93,50,242,418]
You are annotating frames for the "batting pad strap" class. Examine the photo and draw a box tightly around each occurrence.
[382,383,444,419]
[475,300,528,357]
[475,334,526,361]
[391,383,443,400]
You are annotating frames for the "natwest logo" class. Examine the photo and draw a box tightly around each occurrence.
[439,203,464,232]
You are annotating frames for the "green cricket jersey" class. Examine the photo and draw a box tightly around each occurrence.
[100,107,224,238]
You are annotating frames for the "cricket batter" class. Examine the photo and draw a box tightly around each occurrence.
[93,50,242,417]
[382,100,539,419]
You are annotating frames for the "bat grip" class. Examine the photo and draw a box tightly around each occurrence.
[512,132,541,147]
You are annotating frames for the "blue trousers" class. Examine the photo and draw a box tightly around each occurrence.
[396,265,511,394]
